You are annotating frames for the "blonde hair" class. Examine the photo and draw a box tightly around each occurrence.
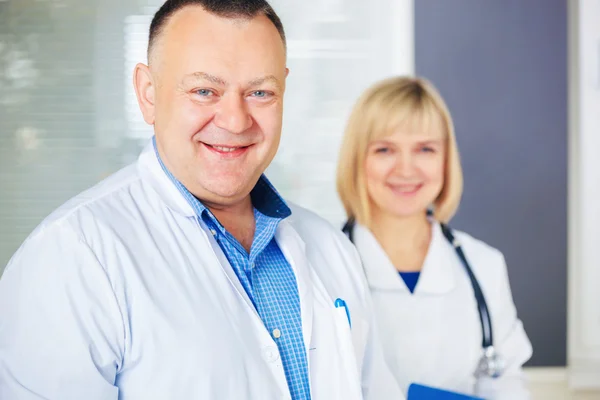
[336,76,463,226]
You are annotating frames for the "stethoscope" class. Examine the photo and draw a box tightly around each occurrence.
[342,216,505,380]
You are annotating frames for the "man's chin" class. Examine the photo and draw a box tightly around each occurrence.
[198,181,253,204]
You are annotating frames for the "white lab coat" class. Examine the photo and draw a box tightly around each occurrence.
[352,223,533,400]
[0,142,404,400]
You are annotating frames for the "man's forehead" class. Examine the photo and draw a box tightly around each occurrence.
[150,6,240,63]
[159,10,281,52]
[150,6,286,83]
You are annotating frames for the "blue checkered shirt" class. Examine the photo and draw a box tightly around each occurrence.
[153,139,311,399]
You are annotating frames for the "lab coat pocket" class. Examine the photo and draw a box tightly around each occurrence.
[347,314,369,374]
[309,306,363,400]
[332,308,363,394]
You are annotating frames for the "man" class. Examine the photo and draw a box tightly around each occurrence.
[0,1,404,399]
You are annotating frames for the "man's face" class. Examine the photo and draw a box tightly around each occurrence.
[138,6,287,207]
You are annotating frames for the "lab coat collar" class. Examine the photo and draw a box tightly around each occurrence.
[354,222,456,295]
[138,140,197,218]
[138,138,292,222]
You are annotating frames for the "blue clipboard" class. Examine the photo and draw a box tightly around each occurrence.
[407,383,484,400]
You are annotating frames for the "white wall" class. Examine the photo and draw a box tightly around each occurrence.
[568,0,600,389]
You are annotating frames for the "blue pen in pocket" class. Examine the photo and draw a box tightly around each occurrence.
[334,298,351,328]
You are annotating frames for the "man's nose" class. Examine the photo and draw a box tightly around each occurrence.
[213,94,253,134]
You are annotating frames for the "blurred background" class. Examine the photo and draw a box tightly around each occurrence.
[0,0,598,398]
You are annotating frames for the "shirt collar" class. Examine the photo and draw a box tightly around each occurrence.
[152,136,291,227]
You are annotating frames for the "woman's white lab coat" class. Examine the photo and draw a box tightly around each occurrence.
[0,142,404,400]
[352,222,533,399]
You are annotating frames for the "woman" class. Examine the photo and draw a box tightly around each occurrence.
[336,76,532,399]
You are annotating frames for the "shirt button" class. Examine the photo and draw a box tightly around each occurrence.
[261,346,280,363]
[210,229,217,236]
[272,329,281,339]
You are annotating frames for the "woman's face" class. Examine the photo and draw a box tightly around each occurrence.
[364,119,446,220]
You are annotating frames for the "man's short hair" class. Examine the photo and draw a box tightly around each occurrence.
[148,0,286,62]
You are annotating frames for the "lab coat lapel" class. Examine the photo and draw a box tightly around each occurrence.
[276,221,362,400]
[198,220,262,319]
[139,139,261,312]
[275,219,314,357]
[414,223,456,294]
[137,140,196,218]
[353,224,407,292]
[137,139,292,396]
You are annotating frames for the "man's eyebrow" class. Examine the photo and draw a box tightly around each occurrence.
[179,72,282,90]
[247,75,281,90]
[181,72,227,86]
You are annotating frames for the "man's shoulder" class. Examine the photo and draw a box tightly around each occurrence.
[32,163,142,238]
[3,163,141,271]
[286,202,343,238]
[285,202,358,261]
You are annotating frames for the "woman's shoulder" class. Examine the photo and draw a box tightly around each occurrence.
[447,226,508,276]
[451,227,503,257]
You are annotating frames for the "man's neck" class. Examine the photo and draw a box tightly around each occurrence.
[208,197,255,253]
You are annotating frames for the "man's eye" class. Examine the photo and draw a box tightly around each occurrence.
[250,91,269,98]
[195,89,214,96]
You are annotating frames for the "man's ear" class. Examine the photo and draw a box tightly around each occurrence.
[133,63,156,125]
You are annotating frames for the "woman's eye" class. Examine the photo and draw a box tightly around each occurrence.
[375,147,390,154]
[420,146,435,153]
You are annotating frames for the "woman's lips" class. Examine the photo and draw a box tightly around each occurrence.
[388,183,423,196]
